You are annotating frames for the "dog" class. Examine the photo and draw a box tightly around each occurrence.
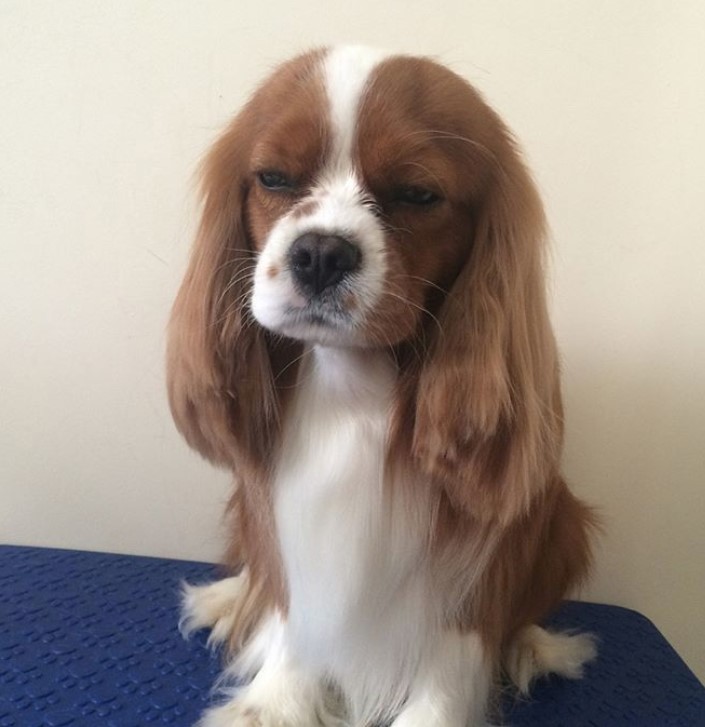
[168,45,597,727]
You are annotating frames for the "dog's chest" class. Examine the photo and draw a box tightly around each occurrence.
[273,348,429,671]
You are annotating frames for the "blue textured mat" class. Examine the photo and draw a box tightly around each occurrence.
[0,546,703,726]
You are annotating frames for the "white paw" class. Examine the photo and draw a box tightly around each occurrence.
[195,699,263,727]
[505,624,597,693]
[196,689,345,727]
[392,703,491,727]
[179,575,246,648]
[391,701,438,727]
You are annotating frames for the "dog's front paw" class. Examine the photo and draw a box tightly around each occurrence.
[196,701,263,727]
[179,575,247,648]
[196,691,344,727]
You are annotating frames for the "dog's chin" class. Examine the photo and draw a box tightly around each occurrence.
[254,305,368,348]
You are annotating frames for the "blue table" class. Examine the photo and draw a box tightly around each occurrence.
[1,546,703,726]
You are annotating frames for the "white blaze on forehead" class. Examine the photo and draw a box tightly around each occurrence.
[251,47,393,345]
[323,46,390,172]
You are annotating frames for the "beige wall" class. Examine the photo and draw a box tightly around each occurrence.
[2,1,704,680]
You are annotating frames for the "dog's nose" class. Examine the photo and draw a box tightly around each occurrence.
[288,233,361,295]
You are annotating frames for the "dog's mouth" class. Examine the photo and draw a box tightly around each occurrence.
[276,299,358,340]
[249,280,374,347]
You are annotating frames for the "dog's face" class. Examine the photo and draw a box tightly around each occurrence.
[244,47,498,348]
[169,45,556,524]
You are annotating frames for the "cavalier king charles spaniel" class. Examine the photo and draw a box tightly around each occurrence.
[168,46,598,727]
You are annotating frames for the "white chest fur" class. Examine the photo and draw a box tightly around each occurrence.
[274,347,435,718]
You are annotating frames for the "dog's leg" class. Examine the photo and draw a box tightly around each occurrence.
[179,576,250,648]
[391,630,491,727]
[191,609,345,727]
[504,624,597,694]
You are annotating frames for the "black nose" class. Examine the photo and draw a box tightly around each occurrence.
[288,233,361,295]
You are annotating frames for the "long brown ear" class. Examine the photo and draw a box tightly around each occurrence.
[166,118,283,471]
[412,134,563,525]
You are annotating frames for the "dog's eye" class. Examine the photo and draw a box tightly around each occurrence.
[395,186,441,206]
[258,171,292,191]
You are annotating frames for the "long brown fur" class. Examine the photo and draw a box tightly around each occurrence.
[167,51,327,630]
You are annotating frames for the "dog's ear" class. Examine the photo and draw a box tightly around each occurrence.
[166,114,283,470]
[412,131,563,525]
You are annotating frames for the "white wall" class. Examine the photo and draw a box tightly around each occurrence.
[2,1,704,680]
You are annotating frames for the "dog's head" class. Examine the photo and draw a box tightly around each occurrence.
[168,47,561,522]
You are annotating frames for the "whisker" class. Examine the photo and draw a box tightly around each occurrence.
[395,272,465,314]
[384,284,444,342]
[211,254,257,278]
[397,274,447,296]
[275,349,316,390]
[214,286,256,327]
[214,267,257,311]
